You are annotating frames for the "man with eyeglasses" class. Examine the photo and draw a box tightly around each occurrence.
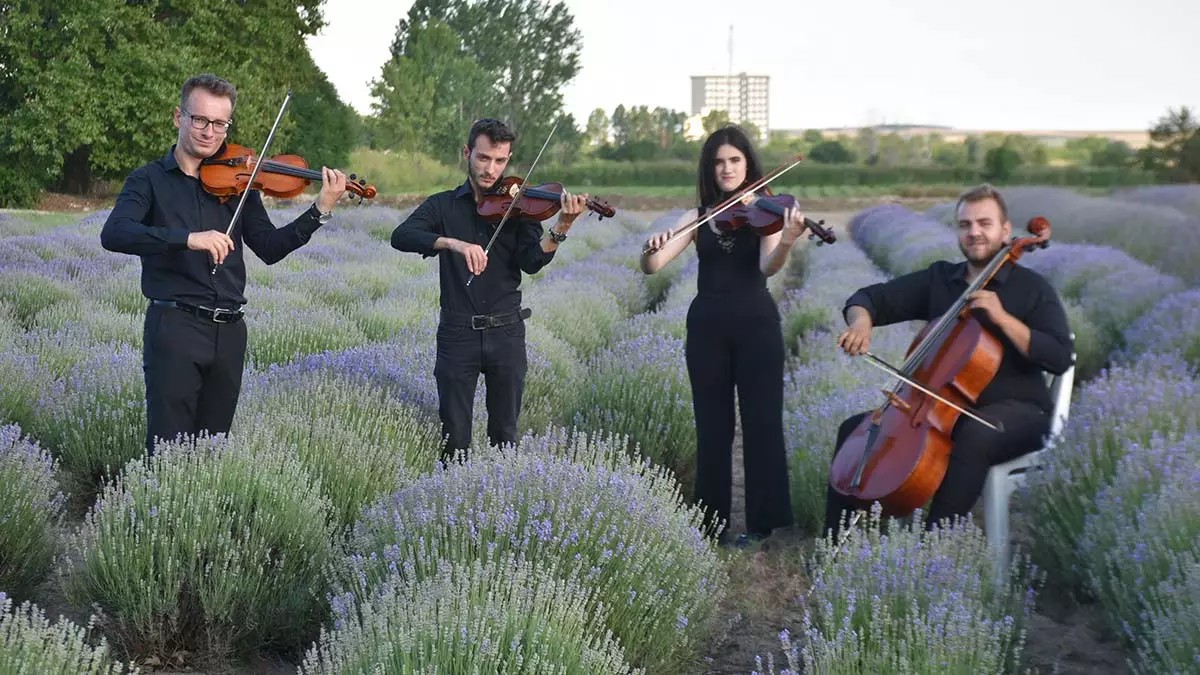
[101,73,348,456]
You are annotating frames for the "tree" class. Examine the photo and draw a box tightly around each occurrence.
[585,108,609,147]
[983,145,1021,182]
[802,129,824,144]
[390,0,582,157]
[738,120,762,144]
[611,104,629,146]
[369,18,491,163]
[287,59,360,171]
[1138,106,1200,182]
[0,0,331,206]
[1093,140,1134,168]
[702,109,730,135]
[807,140,855,164]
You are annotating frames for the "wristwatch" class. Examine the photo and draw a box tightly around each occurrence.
[310,202,332,224]
[547,227,568,244]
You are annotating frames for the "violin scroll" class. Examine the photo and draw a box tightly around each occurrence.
[804,216,838,245]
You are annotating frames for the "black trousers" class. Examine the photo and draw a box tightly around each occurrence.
[823,399,1050,538]
[685,290,793,536]
[433,318,527,460]
[142,302,247,455]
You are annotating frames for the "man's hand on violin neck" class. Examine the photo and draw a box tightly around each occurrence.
[557,190,589,227]
[188,230,235,265]
[316,167,348,214]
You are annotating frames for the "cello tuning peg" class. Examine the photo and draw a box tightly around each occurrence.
[349,173,357,181]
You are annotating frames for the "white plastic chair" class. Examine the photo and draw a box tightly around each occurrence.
[982,338,1076,579]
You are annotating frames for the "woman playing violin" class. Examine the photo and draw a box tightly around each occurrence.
[100,73,350,456]
[824,184,1074,538]
[640,125,817,548]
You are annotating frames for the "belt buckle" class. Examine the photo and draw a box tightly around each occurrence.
[470,314,489,330]
[205,306,237,324]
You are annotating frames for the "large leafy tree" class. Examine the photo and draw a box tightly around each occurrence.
[1138,106,1200,182]
[0,0,350,206]
[383,0,582,161]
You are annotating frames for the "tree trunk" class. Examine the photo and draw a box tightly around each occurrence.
[59,145,92,195]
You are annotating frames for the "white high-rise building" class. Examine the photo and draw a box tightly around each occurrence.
[689,73,770,142]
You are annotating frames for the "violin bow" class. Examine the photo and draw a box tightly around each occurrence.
[466,119,559,288]
[858,351,1004,432]
[642,154,804,256]
[212,89,293,275]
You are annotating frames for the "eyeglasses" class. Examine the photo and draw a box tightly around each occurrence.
[182,110,232,134]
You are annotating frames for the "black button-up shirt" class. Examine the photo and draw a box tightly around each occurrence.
[390,179,556,316]
[844,260,1074,413]
[100,145,325,309]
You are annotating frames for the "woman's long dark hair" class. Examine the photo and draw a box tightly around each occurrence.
[696,125,764,211]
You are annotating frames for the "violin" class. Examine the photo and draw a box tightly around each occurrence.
[713,188,838,245]
[478,176,615,223]
[828,217,1052,516]
[199,142,377,203]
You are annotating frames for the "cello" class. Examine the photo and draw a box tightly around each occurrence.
[829,216,1052,516]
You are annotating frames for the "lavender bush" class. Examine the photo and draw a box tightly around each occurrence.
[234,368,442,529]
[757,506,1036,674]
[0,269,78,327]
[0,592,135,674]
[1019,352,1200,587]
[61,434,336,661]
[1113,184,1200,219]
[1132,560,1200,675]
[301,555,638,675]
[339,429,726,671]
[244,297,370,367]
[1120,288,1200,370]
[0,424,65,599]
[24,345,145,491]
[1077,434,1200,654]
[523,279,624,356]
[1001,187,1200,285]
[571,332,697,490]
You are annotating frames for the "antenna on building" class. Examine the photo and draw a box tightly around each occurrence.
[727,24,733,117]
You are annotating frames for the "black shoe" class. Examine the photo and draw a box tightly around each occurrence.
[733,529,772,549]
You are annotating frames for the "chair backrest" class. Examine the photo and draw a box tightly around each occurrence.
[1043,331,1076,438]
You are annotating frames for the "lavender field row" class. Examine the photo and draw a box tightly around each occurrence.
[1,197,1198,674]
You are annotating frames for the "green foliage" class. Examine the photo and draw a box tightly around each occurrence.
[0,594,133,674]
[287,65,360,171]
[984,145,1022,182]
[807,140,855,164]
[1138,105,1200,182]
[701,109,731,135]
[381,0,582,161]
[0,0,335,206]
[62,434,336,661]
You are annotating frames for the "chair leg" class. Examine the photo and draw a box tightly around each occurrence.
[982,470,1011,583]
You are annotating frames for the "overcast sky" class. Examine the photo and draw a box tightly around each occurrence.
[305,0,1198,132]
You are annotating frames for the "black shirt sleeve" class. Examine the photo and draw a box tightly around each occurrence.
[239,192,325,265]
[1019,276,1075,375]
[843,266,934,326]
[100,168,190,255]
[391,196,443,258]
[515,218,555,274]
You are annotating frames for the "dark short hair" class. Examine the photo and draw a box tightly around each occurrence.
[180,74,237,110]
[697,124,764,209]
[467,118,516,151]
[955,183,1009,222]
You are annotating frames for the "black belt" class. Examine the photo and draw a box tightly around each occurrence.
[150,299,244,324]
[442,307,531,330]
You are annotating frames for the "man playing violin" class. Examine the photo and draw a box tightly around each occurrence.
[101,73,348,455]
[824,184,1074,537]
[390,118,588,461]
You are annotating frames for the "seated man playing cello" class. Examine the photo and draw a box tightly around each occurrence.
[824,184,1074,538]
